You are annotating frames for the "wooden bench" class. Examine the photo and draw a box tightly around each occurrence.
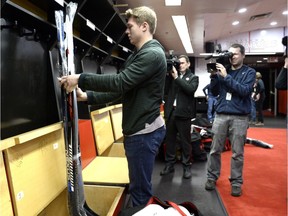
[1,120,128,215]
[90,105,125,157]
[81,105,129,186]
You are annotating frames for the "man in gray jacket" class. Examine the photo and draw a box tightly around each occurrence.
[59,6,167,207]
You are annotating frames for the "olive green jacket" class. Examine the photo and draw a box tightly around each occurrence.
[78,39,167,135]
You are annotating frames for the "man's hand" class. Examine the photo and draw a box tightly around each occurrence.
[170,66,178,79]
[216,63,227,78]
[58,74,80,92]
[76,87,88,101]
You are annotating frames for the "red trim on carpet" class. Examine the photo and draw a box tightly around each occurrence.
[217,128,287,216]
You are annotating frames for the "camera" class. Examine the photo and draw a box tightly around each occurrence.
[206,50,233,72]
[167,56,180,71]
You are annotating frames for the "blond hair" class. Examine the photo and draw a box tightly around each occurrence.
[125,6,157,34]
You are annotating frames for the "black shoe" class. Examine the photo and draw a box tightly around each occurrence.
[160,165,174,176]
[205,179,216,190]
[183,167,192,179]
[231,186,242,197]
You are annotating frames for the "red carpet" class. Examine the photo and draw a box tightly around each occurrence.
[217,128,287,216]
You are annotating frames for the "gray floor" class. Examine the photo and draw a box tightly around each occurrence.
[120,115,286,215]
[151,115,286,216]
[152,157,228,216]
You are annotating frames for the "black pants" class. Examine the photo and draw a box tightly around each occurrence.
[165,111,192,167]
[256,96,265,123]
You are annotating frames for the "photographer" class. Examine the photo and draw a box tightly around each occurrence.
[160,55,199,179]
[205,44,255,197]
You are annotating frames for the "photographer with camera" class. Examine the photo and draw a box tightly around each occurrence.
[160,55,199,179]
[205,44,256,197]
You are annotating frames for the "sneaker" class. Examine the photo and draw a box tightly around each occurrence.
[183,167,192,179]
[160,165,175,176]
[231,186,242,197]
[205,179,216,190]
[255,122,264,126]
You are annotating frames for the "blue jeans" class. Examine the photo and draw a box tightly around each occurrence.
[207,114,248,186]
[124,126,166,206]
[207,97,217,122]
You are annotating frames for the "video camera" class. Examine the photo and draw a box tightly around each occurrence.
[167,55,180,71]
[205,50,233,73]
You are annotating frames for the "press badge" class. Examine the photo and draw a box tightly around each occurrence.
[226,92,232,100]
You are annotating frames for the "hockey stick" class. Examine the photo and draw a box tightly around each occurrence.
[55,3,98,216]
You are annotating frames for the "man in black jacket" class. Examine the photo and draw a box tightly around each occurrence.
[160,55,199,179]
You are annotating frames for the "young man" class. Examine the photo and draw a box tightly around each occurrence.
[160,55,199,179]
[59,6,167,206]
[205,44,255,197]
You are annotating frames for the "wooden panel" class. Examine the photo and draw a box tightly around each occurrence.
[38,189,68,216]
[0,136,16,151]
[39,185,126,216]
[5,127,67,216]
[110,104,124,142]
[90,108,115,155]
[82,157,129,185]
[84,185,125,216]
[14,122,62,144]
[0,152,13,216]
[101,143,126,157]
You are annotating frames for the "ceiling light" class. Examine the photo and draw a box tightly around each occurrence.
[238,8,247,13]
[282,10,288,15]
[270,21,277,26]
[232,21,239,25]
[172,15,193,53]
[165,0,182,6]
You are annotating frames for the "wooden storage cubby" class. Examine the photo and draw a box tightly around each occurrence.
[1,0,133,66]
[4,123,67,216]
[39,185,126,216]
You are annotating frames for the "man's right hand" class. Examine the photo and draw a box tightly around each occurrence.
[170,66,178,79]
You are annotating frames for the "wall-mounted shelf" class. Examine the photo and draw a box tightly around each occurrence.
[1,0,134,65]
